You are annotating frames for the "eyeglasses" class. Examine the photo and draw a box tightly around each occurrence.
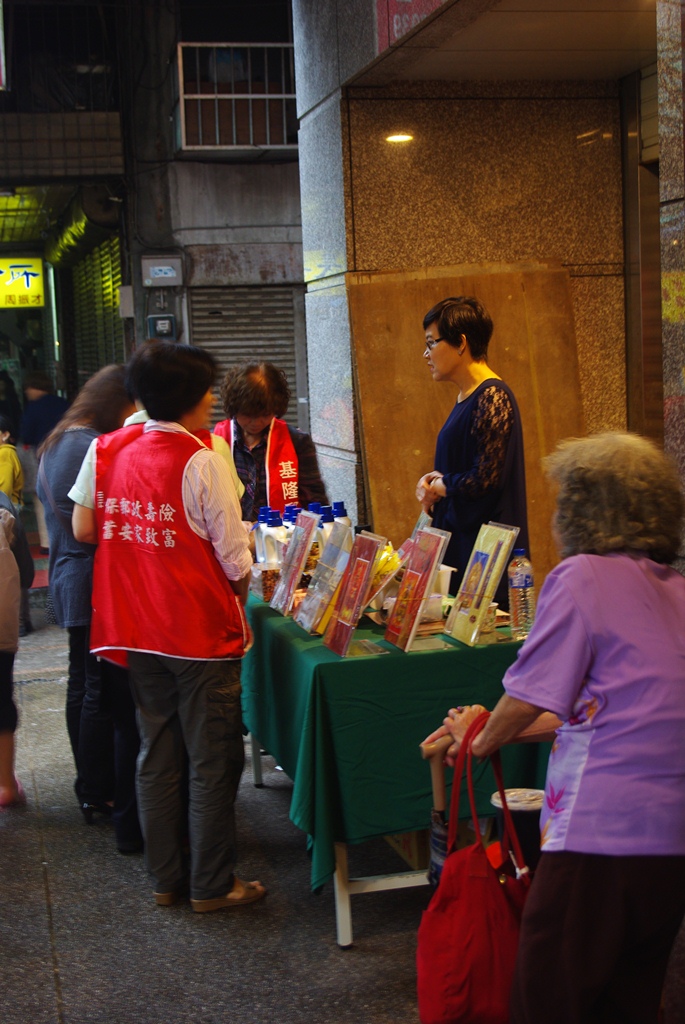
[424,337,446,352]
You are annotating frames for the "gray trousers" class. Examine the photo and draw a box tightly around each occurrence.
[127,652,244,900]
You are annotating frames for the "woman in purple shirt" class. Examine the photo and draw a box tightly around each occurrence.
[426,431,685,1024]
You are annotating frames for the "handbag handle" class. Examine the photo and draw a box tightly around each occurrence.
[447,711,531,882]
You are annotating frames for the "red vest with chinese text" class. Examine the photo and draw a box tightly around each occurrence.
[91,428,250,660]
[214,417,299,513]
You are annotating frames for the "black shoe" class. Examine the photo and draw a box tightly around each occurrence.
[117,839,144,855]
[19,621,34,638]
[80,801,113,825]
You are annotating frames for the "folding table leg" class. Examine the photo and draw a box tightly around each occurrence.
[333,842,354,947]
[333,841,430,948]
[249,733,263,787]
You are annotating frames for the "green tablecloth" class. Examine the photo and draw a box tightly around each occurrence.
[241,596,549,890]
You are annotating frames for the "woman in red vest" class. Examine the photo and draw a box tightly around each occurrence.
[73,342,265,912]
[214,361,328,522]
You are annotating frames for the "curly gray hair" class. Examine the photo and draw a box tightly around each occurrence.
[544,432,684,563]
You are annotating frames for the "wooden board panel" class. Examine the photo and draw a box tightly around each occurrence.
[346,262,585,589]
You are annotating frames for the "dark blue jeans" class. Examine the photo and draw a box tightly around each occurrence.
[66,624,114,805]
[100,659,142,850]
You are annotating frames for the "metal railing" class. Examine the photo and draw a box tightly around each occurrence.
[176,43,297,151]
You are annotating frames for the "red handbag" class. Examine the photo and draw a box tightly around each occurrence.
[416,712,532,1024]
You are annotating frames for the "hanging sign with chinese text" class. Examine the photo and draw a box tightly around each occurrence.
[0,258,44,308]
[376,0,447,53]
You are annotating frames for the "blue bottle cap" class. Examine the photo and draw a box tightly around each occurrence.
[267,510,283,526]
[320,505,334,523]
[308,502,321,514]
[332,501,347,517]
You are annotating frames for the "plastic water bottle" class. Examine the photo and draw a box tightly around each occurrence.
[254,506,271,563]
[507,549,536,640]
[262,510,286,563]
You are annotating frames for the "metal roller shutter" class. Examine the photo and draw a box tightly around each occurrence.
[189,285,301,429]
[72,236,125,385]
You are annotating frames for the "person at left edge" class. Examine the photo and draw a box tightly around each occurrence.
[0,414,24,507]
[0,414,31,637]
[72,341,266,912]
[0,490,34,808]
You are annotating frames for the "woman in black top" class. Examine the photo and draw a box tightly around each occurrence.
[416,296,529,605]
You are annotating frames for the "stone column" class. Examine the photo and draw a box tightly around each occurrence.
[657,1,685,574]
[291,0,379,523]
[658,8,685,1010]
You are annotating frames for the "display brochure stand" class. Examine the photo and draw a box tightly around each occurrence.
[270,510,320,616]
[384,526,451,652]
[363,541,407,611]
[397,510,433,561]
[443,521,519,646]
[412,510,433,536]
[323,531,387,657]
[293,521,353,634]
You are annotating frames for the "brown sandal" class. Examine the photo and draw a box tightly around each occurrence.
[190,877,266,913]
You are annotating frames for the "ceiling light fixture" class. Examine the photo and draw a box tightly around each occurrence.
[386,133,413,143]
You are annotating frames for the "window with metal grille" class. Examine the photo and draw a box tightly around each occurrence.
[176,43,297,152]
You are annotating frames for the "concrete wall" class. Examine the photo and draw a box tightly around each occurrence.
[343,81,627,436]
[293,70,628,520]
[122,4,304,343]
[168,162,303,286]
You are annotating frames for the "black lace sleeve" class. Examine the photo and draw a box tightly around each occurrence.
[454,385,514,500]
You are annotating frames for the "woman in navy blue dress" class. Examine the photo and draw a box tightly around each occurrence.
[415,296,529,606]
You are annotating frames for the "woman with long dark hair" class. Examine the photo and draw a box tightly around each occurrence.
[37,365,142,852]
